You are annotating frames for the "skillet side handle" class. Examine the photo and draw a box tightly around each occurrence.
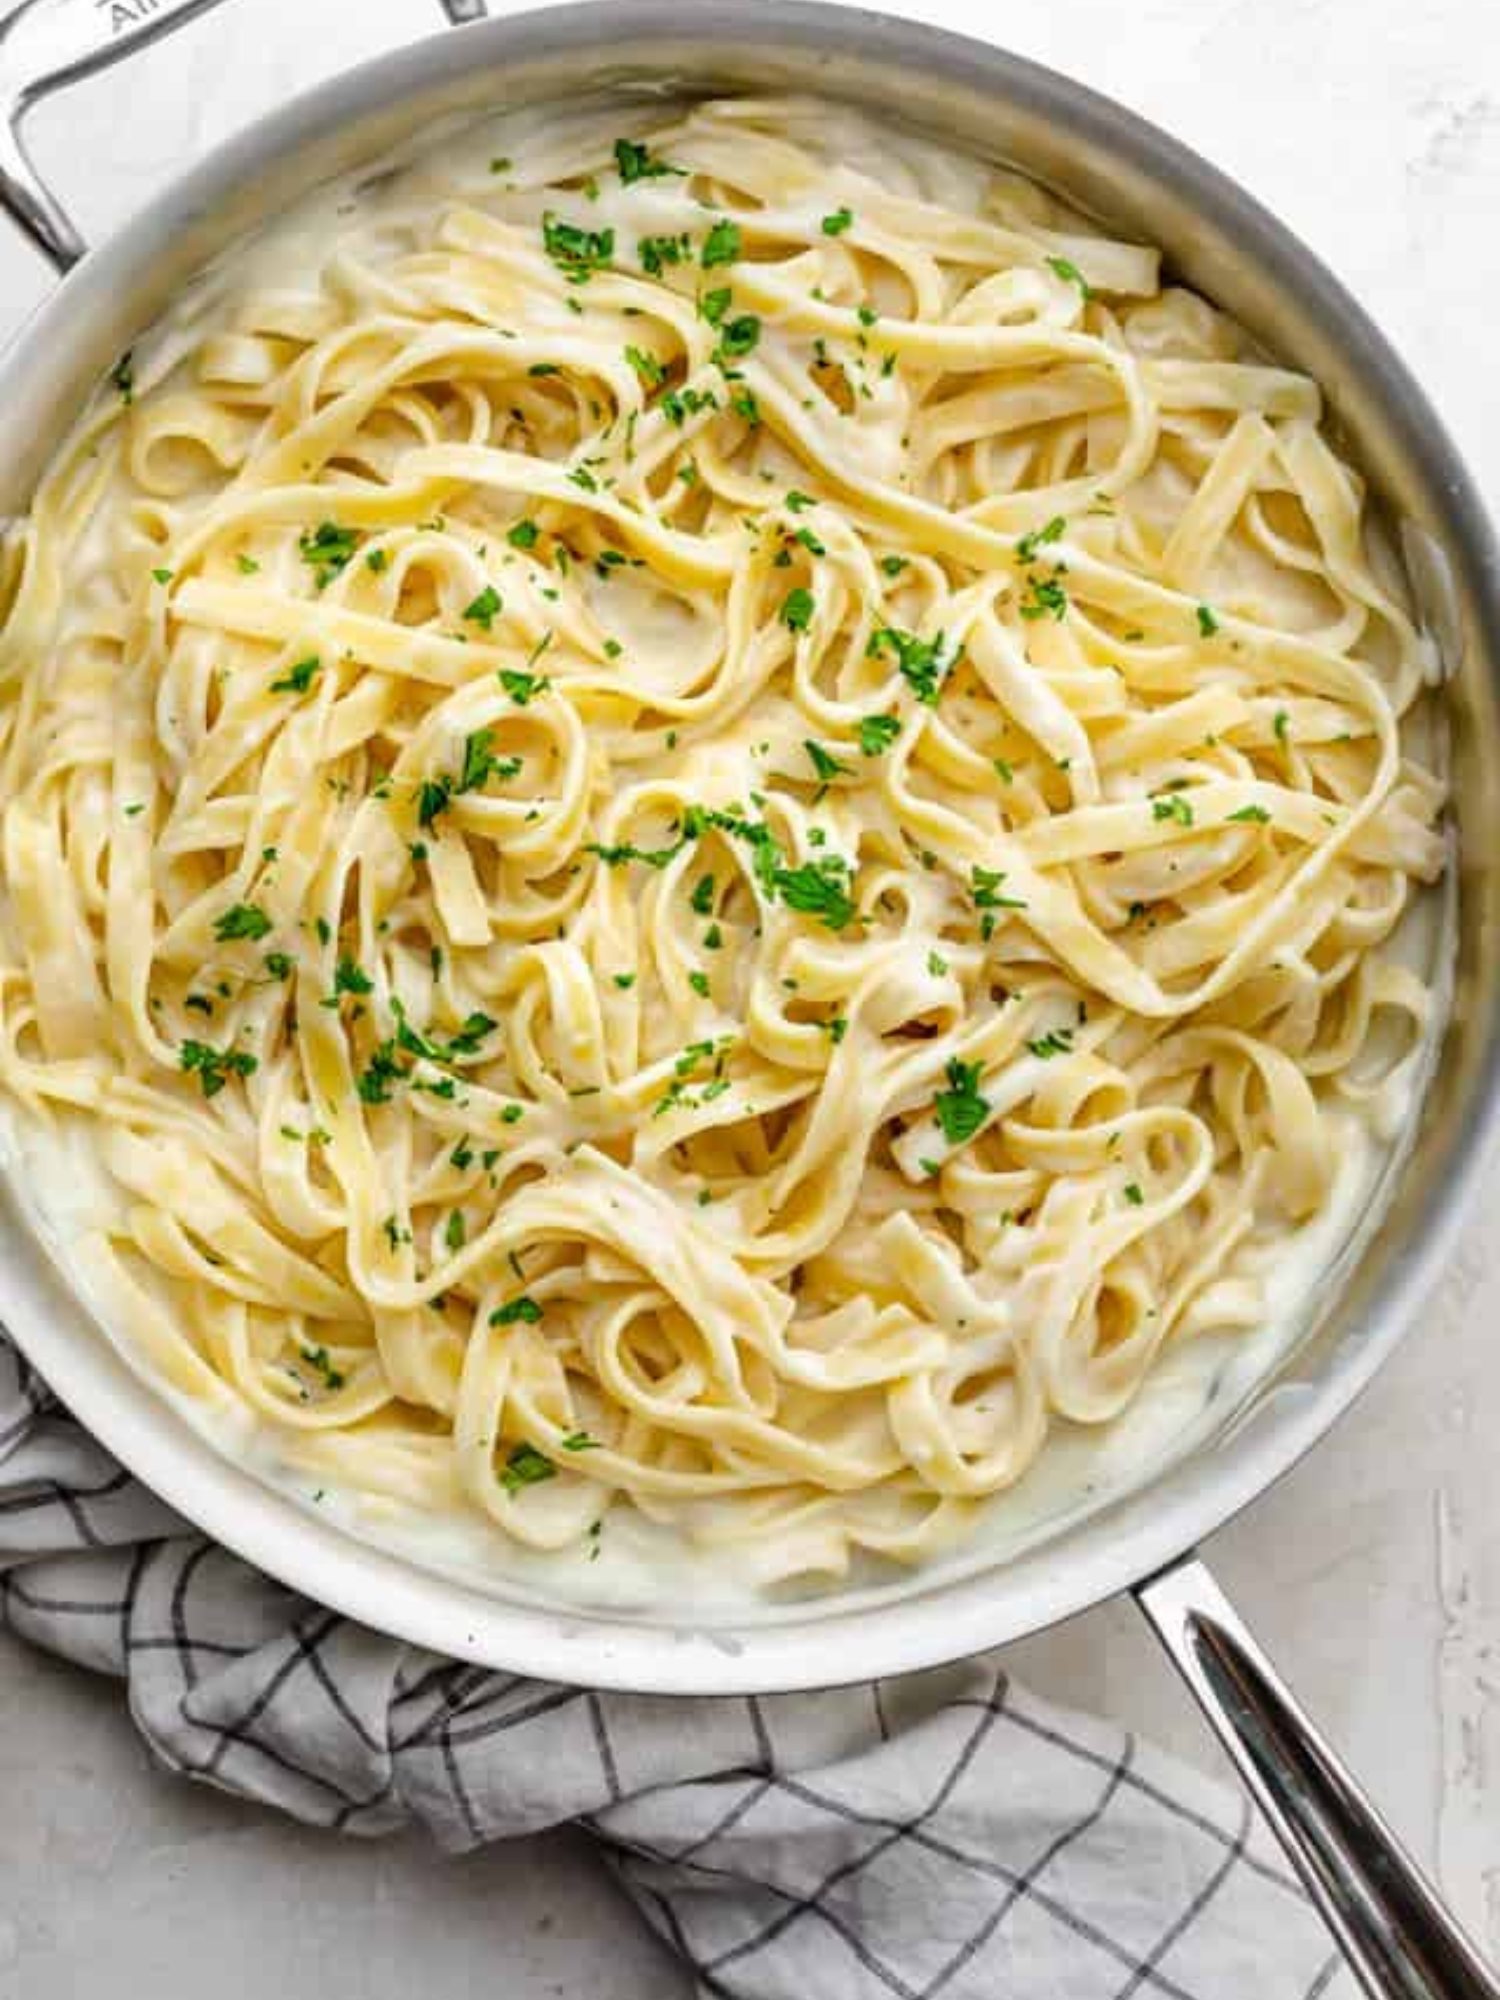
[0,0,482,272]
[1135,1553,1500,2000]
[0,0,240,270]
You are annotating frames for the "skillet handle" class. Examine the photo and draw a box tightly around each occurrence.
[0,0,485,272]
[1135,1553,1500,1999]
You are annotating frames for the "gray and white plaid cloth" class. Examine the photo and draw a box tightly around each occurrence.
[0,1332,1352,1998]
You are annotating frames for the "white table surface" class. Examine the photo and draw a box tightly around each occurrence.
[0,0,1496,1992]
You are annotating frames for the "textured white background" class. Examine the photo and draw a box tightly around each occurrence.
[0,1,1496,1993]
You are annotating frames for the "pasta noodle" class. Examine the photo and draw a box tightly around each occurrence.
[0,94,1446,1587]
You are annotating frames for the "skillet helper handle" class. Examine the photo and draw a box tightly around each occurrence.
[0,0,483,272]
[1136,1553,1500,2000]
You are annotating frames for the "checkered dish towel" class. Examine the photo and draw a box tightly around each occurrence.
[0,1335,1351,1999]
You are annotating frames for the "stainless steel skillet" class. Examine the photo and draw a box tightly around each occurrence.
[0,3,1494,1992]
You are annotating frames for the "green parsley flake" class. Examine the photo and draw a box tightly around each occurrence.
[782,587,815,632]
[500,1442,555,1492]
[1197,604,1220,638]
[542,212,615,282]
[1016,516,1066,563]
[870,625,957,705]
[821,208,854,236]
[464,585,502,629]
[1151,793,1195,827]
[508,519,540,550]
[701,219,741,267]
[270,654,319,696]
[1019,573,1068,621]
[614,136,684,184]
[491,1296,544,1326]
[500,668,549,706]
[804,739,850,791]
[858,713,901,756]
[1227,804,1271,824]
[933,1057,988,1147]
[300,1344,345,1391]
[625,344,664,387]
[774,854,855,930]
[1046,255,1092,299]
[298,521,359,589]
[179,1040,258,1099]
[213,903,272,943]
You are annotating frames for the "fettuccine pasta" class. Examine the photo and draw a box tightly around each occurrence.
[0,95,1446,1587]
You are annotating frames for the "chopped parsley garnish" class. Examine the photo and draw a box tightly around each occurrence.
[782,586,815,632]
[613,972,637,989]
[1196,604,1220,638]
[1123,1182,1145,1206]
[151,566,173,585]
[1016,516,1066,563]
[542,212,615,282]
[179,1039,258,1098]
[213,903,272,943]
[507,518,540,550]
[869,625,957,706]
[614,136,683,184]
[933,1057,989,1146]
[687,970,710,997]
[821,208,854,236]
[365,548,389,574]
[1019,573,1068,621]
[712,315,761,365]
[270,654,320,696]
[1046,255,1092,299]
[880,555,908,578]
[1273,709,1291,743]
[690,873,716,915]
[699,286,732,327]
[1151,793,1195,827]
[417,778,452,829]
[1026,1028,1075,1060]
[357,1041,406,1104]
[587,835,687,870]
[1227,804,1271,824]
[858,713,901,756]
[804,739,850,793]
[236,555,260,575]
[111,351,135,405]
[444,1211,466,1252]
[785,490,815,513]
[701,218,741,267]
[463,585,502,630]
[491,1296,544,1326]
[500,668,549,706]
[298,521,359,589]
[625,344,664,386]
[332,954,372,998]
[659,384,719,426]
[458,727,504,796]
[927,950,948,976]
[638,231,690,276]
[264,951,295,980]
[562,1431,600,1452]
[499,1442,555,1492]
[774,854,855,930]
[972,865,1026,927]
[300,1344,345,1391]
